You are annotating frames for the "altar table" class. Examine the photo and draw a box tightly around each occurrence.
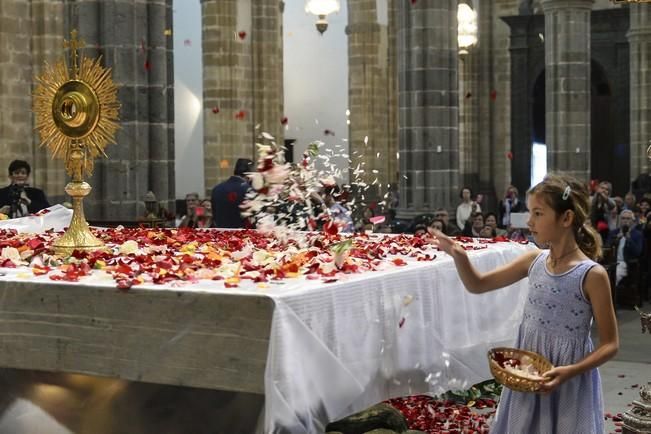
[0,237,531,433]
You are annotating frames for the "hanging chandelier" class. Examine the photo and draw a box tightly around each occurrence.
[458,1,478,55]
[305,0,341,35]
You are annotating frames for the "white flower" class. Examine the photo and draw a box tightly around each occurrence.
[119,240,139,255]
[1,247,23,265]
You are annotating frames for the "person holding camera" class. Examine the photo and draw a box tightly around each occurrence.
[606,209,643,286]
[498,185,526,229]
[0,160,50,219]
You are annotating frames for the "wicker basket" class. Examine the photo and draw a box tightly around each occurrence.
[487,347,553,393]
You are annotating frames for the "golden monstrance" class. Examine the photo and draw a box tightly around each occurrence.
[33,30,120,255]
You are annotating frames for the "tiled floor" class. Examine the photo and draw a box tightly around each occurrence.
[0,308,648,434]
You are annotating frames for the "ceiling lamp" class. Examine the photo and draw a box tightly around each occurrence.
[458,1,478,55]
[305,0,341,35]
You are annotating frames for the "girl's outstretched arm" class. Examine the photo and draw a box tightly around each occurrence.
[430,229,540,294]
[540,265,619,392]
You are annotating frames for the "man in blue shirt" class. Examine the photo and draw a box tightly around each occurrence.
[211,158,253,228]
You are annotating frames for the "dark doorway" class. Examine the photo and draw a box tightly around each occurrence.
[529,61,627,195]
[591,61,628,195]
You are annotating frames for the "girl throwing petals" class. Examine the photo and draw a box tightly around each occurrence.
[432,174,618,434]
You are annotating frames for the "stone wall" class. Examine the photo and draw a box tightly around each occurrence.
[65,0,176,220]
[202,0,284,195]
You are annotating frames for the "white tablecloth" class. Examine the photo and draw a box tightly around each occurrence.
[261,242,531,433]
[0,209,532,433]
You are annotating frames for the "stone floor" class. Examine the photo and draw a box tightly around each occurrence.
[0,308,648,434]
[600,308,650,434]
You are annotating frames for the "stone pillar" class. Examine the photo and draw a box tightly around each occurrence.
[541,0,594,181]
[202,0,283,194]
[396,0,459,217]
[65,0,175,221]
[252,0,284,150]
[0,1,36,184]
[628,3,651,180]
[458,50,480,191]
[347,0,398,201]
[31,0,67,204]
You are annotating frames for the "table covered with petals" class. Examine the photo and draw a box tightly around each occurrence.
[0,212,531,433]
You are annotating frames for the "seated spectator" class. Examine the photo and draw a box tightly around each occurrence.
[498,185,526,229]
[196,199,213,229]
[456,187,481,231]
[479,225,496,238]
[606,209,644,286]
[413,223,429,237]
[623,192,637,211]
[434,208,459,236]
[590,181,616,241]
[637,198,651,225]
[429,218,445,233]
[462,212,484,237]
[177,192,200,228]
[0,160,50,219]
[484,212,507,237]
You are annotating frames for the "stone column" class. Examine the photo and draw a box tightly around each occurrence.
[31,0,67,204]
[396,0,459,217]
[541,0,594,182]
[0,1,36,183]
[202,0,284,194]
[252,0,284,149]
[628,3,651,180]
[65,0,175,221]
[347,0,398,201]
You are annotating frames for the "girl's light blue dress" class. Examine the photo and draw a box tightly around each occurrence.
[491,251,604,434]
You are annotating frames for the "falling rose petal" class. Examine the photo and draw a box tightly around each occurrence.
[281,116,288,125]
[490,89,497,101]
[183,39,192,46]
[238,31,247,40]
[212,106,220,114]
[618,374,626,378]
[465,91,472,98]
[370,216,386,225]
[507,151,513,160]
[398,317,406,328]
[235,110,246,120]
[144,60,151,71]
[219,159,230,169]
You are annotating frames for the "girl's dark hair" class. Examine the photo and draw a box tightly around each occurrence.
[528,173,602,260]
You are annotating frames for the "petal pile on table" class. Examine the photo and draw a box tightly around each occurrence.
[0,226,521,290]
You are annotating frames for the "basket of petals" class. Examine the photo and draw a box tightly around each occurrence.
[487,347,553,392]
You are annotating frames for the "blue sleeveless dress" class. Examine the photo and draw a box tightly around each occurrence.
[491,251,604,434]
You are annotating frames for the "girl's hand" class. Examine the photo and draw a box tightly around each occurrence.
[428,228,458,256]
[538,366,575,393]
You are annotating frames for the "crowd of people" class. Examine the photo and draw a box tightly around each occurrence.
[4,156,651,303]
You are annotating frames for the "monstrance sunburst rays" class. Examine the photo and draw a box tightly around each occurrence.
[33,55,120,178]
[32,30,120,255]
